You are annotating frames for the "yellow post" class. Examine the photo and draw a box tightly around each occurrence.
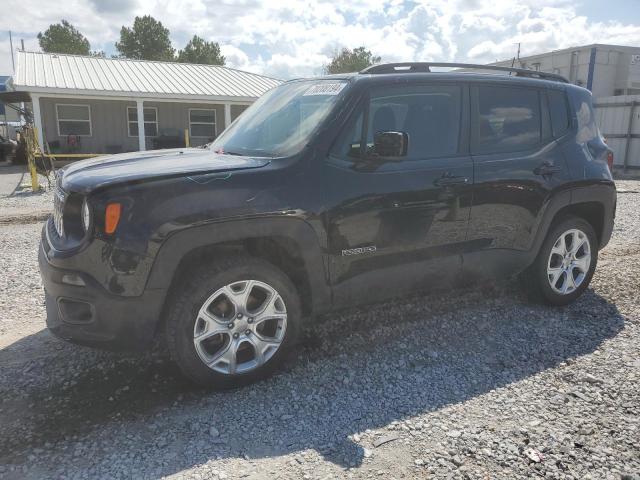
[28,127,40,192]
[184,129,190,148]
[29,160,39,191]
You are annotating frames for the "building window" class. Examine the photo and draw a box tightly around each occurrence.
[56,104,91,136]
[189,109,217,139]
[127,106,158,137]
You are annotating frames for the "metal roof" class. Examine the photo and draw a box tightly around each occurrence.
[10,51,281,101]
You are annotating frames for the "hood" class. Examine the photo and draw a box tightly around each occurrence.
[60,148,270,194]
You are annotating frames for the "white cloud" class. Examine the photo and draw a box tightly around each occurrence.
[220,44,251,70]
[0,0,639,79]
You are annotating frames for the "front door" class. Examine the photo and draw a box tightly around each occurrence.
[323,83,473,307]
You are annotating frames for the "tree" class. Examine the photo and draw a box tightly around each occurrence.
[37,20,91,55]
[177,35,225,65]
[324,46,381,74]
[115,15,175,61]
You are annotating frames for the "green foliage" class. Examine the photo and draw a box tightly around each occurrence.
[115,15,175,61]
[37,20,91,55]
[324,46,381,74]
[177,35,225,65]
[40,16,227,66]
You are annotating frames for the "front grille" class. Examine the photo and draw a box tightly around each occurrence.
[53,180,66,238]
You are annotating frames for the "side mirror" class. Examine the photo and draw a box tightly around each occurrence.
[373,131,408,158]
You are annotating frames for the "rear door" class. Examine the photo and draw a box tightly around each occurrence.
[464,83,571,277]
[323,82,474,307]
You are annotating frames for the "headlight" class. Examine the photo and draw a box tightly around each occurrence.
[81,199,91,233]
[53,189,65,237]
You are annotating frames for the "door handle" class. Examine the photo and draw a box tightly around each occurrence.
[434,174,468,187]
[534,162,562,176]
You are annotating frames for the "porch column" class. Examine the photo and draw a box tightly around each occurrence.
[224,103,231,130]
[136,99,146,151]
[30,94,45,152]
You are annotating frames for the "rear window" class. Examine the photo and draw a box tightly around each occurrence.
[548,90,570,137]
[473,86,542,154]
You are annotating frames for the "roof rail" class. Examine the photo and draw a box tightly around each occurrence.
[359,62,569,83]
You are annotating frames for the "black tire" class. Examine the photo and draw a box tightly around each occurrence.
[525,215,598,306]
[165,255,301,389]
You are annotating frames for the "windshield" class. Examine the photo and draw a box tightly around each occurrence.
[210,79,348,157]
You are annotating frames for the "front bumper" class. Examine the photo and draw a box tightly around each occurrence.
[39,236,166,351]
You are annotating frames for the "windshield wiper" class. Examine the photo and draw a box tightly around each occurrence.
[214,148,276,157]
[211,147,243,156]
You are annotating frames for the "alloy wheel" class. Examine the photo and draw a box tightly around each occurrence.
[193,280,287,374]
[547,228,591,295]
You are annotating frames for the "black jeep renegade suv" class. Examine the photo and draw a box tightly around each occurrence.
[39,63,616,388]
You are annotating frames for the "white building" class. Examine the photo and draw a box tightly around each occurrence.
[492,43,640,99]
[0,51,281,154]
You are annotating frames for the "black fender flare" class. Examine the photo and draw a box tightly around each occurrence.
[569,182,616,248]
[526,188,572,264]
[145,216,331,314]
[528,181,615,263]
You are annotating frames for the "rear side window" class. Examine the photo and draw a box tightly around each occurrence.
[331,85,461,160]
[548,90,570,137]
[473,86,541,153]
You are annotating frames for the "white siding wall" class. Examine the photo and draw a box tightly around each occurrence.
[494,46,640,99]
[594,95,640,168]
[38,97,250,153]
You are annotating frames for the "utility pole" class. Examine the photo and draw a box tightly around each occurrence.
[510,42,521,70]
[9,31,15,72]
[14,37,26,125]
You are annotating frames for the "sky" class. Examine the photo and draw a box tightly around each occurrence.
[1,0,639,80]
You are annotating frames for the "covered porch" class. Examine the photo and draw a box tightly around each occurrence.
[29,94,250,155]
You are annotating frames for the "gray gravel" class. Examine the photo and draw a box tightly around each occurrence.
[0,180,639,480]
[0,170,52,218]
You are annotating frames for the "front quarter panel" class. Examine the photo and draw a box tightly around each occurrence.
[66,156,328,303]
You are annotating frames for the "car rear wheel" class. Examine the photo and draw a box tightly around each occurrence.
[165,256,300,388]
[526,216,598,306]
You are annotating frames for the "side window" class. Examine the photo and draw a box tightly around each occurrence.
[330,85,461,161]
[474,86,541,153]
[548,90,570,138]
[367,85,461,160]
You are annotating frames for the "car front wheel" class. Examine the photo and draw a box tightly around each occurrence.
[165,256,300,388]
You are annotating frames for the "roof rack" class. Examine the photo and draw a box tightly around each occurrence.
[360,62,569,83]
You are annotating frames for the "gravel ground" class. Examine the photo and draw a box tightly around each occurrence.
[0,171,53,223]
[0,180,638,480]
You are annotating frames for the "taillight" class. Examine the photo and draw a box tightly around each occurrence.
[603,137,614,171]
[607,150,614,171]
